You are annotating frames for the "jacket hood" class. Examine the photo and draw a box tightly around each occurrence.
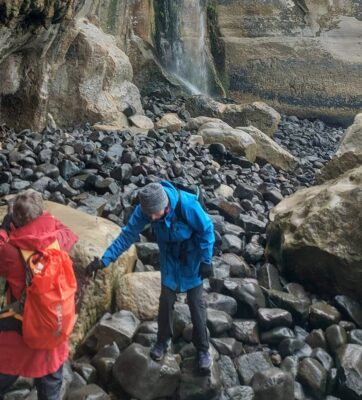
[9,212,59,252]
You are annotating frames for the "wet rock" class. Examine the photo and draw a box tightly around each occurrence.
[257,263,282,291]
[251,367,294,400]
[135,242,160,267]
[257,308,293,331]
[306,329,328,351]
[235,352,273,385]
[93,310,140,351]
[221,234,244,254]
[349,330,362,345]
[178,352,221,400]
[219,355,240,388]
[335,344,362,400]
[264,289,309,322]
[59,159,80,180]
[223,253,253,278]
[173,303,192,339]
[205,293,238,317]
[335,295,362,328]
[210,337,243,358]
[232,279,266,317]
[297,358,327,400]
[72,359,97,384]
[207,308,233,337]
[224,385,255,400]
[311,348,334,371]
[281,356,299,379]
[91,343,120,385]
[113,343,180,400]
[261,327,295,346]
[309,302,341,329]
[231,320,260,345]
[67,384,110,400]
[278,338,312,359]
[325,324,348,353]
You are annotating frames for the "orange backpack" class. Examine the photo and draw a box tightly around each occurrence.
[19,240,77,350]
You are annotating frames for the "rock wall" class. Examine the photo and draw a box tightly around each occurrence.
[0,0,144,130]
[210,0,362,125]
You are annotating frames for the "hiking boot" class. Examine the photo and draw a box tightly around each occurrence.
[150,341,168,361]
[198,350,212,373]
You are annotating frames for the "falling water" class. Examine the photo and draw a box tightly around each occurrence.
[155,0,209,95]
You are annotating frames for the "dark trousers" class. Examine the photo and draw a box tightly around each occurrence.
[0,365,63,400]
[157,284,209,352]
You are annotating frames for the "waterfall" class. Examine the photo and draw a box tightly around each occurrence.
[155,0,209,95]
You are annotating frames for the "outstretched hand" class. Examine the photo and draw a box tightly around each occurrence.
[85,257,104,278]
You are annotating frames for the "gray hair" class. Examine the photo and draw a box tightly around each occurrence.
[12,189,44,228]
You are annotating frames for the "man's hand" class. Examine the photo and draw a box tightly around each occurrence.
[85,257,104,278]
[199,262,214,279]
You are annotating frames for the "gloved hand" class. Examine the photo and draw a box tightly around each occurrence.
[199,262,214,279]
[1,213,13,234]
[85,257,104,278]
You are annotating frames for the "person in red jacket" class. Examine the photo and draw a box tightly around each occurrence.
[0,189,78,400]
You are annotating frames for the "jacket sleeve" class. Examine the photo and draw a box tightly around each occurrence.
[54,218,79,252]
[101,205,148,268]
[183,199,215,265]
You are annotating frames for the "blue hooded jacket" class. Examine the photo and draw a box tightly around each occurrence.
[101,181,215,292]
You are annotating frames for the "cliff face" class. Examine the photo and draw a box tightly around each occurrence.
[0,0,361,129]
[0,0,143,130]
[210,0,362,125]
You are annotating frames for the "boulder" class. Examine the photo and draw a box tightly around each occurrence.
[318,113,362,181]
[212,1,362,124]
[186,95,281,136]
[252,367,294,400]
[336,344,362,400]
[116,271,161,320]
[267,166,362,301]
[113,343,181,400]
[239,126,299,171]
[198,121,257,162]
[155,113,184,132]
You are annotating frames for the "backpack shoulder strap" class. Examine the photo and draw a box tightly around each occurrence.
[175,189,187,225]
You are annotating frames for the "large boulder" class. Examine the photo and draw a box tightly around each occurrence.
[113,343,181,400]
[239,126,299,171]
[116,271,161,321]
[0,5,143,130]
[198,120,257,162]
[318,113,362,181]
[212,0,362,125]
[335,344,362,400]
[266,166,362,301]
[186,95,281,136]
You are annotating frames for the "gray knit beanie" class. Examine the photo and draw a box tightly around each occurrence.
[138,183,168,215]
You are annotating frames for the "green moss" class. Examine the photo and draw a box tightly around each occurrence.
[106,0,119,34]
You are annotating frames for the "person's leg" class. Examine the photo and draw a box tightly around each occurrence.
[187,284,212,372]
[187,284,209,352]
[156,285,177,344]
[34,365,63,400]
[151,285,177,361]
[0,374,18,399]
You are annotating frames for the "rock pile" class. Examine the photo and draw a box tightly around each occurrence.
[1,95,360,400]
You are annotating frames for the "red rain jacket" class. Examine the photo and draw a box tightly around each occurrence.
[0,212,78,377]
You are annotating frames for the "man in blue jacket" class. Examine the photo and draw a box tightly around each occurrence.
[86,181,215,372]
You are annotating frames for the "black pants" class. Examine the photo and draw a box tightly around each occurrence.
[0,365,63,400]
[157,284,209,352]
